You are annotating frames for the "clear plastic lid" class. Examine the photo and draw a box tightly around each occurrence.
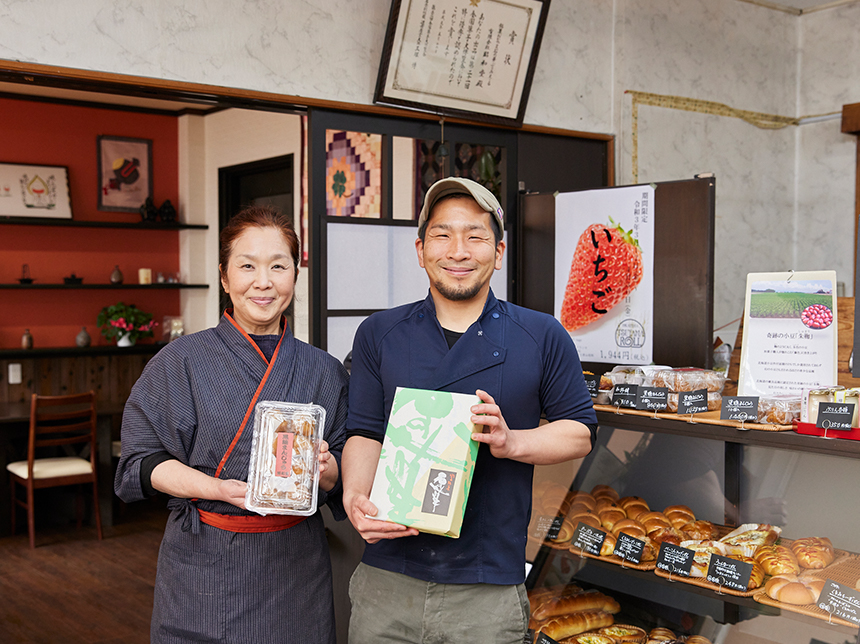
[648,367,726,393]
[245,400,326,516]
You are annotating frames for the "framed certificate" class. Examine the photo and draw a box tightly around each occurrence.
[374,0,550,126]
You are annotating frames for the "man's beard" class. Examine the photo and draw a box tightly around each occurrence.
[432,277,483,302]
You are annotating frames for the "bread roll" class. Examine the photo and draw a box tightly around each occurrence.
[732,555,765,590]
[569,492,597,511]
[639,511,671,525]
[599,508,627,531]
[532,589,621,621]
[625,504,651,522]
[595,497,623,513]
[685,637,713,644]
[591,484,620,501]
[764,574,825,605]
[550,519,576,544]
[755,544,800,576]
[539,610,614,640]
[663,504,694,518]
[567,502,595,519]
[571,513,602,530]
[682,520,718,541]
[618,496,648,510]
[528,583,582,613]
[568,634,615,644]
[790,537,835,569]
[612,519,647,540]
[648,525,684,546]
[600,532,617,557]
[648,627,677,640]
[598,624,647,642]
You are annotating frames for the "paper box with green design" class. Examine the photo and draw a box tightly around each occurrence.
[367,387,480,538]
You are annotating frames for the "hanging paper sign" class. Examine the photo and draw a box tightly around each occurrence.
[555,185,655,365]
[721,396,759,422]
[738,271,838,397]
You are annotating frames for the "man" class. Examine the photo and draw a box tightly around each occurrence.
[342,177,598,644]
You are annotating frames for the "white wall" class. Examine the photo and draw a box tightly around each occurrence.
[178,108,306,339]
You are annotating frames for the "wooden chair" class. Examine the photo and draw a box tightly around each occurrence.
[6,391,103,548]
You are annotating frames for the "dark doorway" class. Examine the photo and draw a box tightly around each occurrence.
[218,154,296,327]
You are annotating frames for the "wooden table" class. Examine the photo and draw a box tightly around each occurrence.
[0,401,125,534]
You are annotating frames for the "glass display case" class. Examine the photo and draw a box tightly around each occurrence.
[525,406,860,644]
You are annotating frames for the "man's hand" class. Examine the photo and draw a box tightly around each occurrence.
[469,389,521,460]
[344,491,419,544]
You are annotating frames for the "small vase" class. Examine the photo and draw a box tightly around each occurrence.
[21,329,33,349]
[117,333,135,347]
[76,326,91,347]
[110,265,124,284]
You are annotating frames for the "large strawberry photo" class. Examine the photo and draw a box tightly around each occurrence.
[560,217,644,331]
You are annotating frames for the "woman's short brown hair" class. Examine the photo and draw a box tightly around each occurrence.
[218,205,299,279]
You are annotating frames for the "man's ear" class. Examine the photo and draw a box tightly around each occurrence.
[415,237,426,269]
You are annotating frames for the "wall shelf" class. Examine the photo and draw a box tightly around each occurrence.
[0,344,164,359]
[0,283,209,290]
[0,217,207,230]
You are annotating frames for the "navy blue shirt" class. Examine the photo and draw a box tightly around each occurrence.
[347,290,597,585]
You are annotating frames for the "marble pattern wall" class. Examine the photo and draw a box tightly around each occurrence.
[1,0,858,338]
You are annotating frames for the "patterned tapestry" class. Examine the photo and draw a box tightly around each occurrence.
[414,140,504,218]
[326,130,382,218]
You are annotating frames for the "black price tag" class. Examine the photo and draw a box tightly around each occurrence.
[818,579,860,626]
[571,522,606,556]
[584,373,599,397]
[534,633,560,644]
[706,554,753,592]
[532,515,560,540]
[721,396,759,422]
[817,402,855,430]
[613,531,645,564]
[612,384,639,409]
[656,542,694,577]
[636,386,668,411]
[678,388,709,415]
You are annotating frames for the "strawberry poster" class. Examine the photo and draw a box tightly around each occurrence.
[554,185,654,364]
[738,271,838,396]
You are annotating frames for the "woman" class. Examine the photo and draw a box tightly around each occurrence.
[115,205,348,643]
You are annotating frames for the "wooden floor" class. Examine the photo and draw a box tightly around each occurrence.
[0,498,167,644]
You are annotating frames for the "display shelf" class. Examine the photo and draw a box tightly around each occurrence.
[594,408,860,459]
[0,216,207,230]
[0,344,164,359]
[0,283,208,290]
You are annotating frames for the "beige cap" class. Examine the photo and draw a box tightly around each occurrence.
[417,177,504,236]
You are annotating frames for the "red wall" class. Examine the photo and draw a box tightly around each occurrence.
[0,97,181,348]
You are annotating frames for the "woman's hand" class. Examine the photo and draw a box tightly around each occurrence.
[215,478,248,509]
[318,440,339,492]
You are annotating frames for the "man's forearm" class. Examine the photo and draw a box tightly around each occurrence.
[504,419,593,465]
[342,435,383,499]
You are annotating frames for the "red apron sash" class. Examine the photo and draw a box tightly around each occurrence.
[198,508,307,533]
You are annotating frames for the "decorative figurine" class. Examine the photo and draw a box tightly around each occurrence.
[21,329,33,350]
[18,264,33,284]
[110,265,124,284]
[76,326,92,348]
[158,199,177,223]
[139,197,158,222]
[63,273,83,285]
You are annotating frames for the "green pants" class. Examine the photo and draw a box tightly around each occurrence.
[348,562,530,644]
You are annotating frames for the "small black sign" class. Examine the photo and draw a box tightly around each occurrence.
[656,542,694,577]
[584,373,599,397]
[571,522,607,556]
[706,554,753,592]
[818,579,860,626]
[534,633,560,644]
[613,531,645,564]
[612,384,639,409]
[636,386,669,411]
[721,396,760,422]
[532,515,560,540]
[817,403,855,431]
[420,469,455,515]
[678,388,709,415]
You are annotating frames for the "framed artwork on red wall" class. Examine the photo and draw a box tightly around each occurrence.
[97,135,153,212]
[0,162,72,219]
